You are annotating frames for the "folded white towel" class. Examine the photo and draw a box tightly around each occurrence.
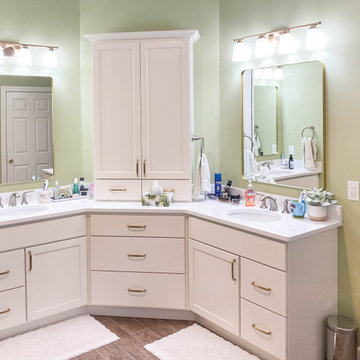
[193,153,211,200]
[301,137,317,170]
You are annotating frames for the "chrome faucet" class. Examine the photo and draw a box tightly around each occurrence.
[282,199,292,214]
[21,191,33,205]
[260,195,278,211]
[8,192,20,207]
[261,161,274,170]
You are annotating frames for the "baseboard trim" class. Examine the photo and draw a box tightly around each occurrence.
[88,305,195,321]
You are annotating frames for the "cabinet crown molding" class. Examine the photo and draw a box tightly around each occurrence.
[84,29,200,43]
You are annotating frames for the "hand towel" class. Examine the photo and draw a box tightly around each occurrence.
[244,149,256,179]
[193,154,211,200]
[301,137,317,170]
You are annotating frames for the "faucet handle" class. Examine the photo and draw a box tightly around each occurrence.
[21,191,33,205]
[0,197,3,208]
[259,196,268,209]
[282,199,292,214]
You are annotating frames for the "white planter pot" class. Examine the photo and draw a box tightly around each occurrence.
[307,205,328,221]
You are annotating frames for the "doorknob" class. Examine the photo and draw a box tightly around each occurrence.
[8,158,13,163]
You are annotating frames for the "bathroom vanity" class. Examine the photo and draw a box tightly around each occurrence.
[0,198,341,360]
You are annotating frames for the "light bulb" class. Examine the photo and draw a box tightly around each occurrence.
[305,26,325,51]
[261,68,273,80]
[44,48,58,68]
[255,36,271,58]
[18,46,32,66]
[278,32,297,54]
[232,41,251,62]
[273,67,284,80]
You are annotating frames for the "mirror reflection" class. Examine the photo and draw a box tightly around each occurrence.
[0,75,53,184]
[242,61,324,189]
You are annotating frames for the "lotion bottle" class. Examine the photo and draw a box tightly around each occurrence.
[245,181,256,207]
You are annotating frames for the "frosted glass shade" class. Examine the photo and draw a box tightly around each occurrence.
[255,36,272,58]
[18,47,32,66]
[44,48,58,68]
[278,32,297,54]
[305,26,325,51]
[232,41,251,62]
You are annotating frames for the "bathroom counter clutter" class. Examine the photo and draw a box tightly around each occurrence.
[0,198,342,242]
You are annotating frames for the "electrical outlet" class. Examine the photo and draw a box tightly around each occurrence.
[348,181,359,201]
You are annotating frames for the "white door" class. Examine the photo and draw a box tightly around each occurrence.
[141,39,191,179]
[1,87,52,183]
[93,41,142,179]
[189,239,240,336]
[26,237,87,321]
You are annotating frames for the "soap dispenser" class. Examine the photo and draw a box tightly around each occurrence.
[245,181,256,207]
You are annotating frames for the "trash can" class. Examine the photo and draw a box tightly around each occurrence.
[327,315,358,360]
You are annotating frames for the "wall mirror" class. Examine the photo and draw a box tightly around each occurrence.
[0,75,53,185]
[242,61,324,189]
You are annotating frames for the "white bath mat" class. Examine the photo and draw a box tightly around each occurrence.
[144,323,260,360]
[0,314,119,360]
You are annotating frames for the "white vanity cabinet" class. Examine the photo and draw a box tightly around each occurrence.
[0,215,87,332]
[86,30,199,202]
[188,217,338,360]
[26,237,87,321]
[189,239,240,335]
[89,214,186,310]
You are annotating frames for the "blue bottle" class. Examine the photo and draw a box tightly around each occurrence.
[214,173,222,196]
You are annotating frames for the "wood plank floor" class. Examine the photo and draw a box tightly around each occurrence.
[70,316,194,360]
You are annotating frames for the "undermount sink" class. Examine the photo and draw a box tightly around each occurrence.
[227,209,282,223]
[0,205,48,217]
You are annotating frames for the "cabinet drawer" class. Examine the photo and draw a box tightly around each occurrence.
[91,237,184,273]
[189,217,286,271]
[0,287,26,331]
[91,271,185,309]
[0,215,86,252]
[241,299,286,360]
[0,250,25,292]
[95,179,141,201]
[91,214,184,237]
[142,180,191,202]
[241,258,287,316]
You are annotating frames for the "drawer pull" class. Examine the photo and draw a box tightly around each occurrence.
[127,225,146,231]
[251,281,272,292]
[231,259,237,281]
[143,159,147,177]
[109,188,127,192]
[0,270,10,276]
[252,323,272,336]
[29,251,33,271]
[0,308,10,315]
[127,254,146,259]
[128,288,147,294]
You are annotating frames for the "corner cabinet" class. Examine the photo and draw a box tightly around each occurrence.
[85,30,200,202]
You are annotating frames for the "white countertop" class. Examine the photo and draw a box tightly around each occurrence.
[0,198,342,242]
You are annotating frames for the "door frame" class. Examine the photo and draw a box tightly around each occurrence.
[1,86,52,183]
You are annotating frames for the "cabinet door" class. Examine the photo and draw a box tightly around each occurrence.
[26,237,87,321]
[189,239,240,335]
[140,39,191,179]
[93,41,142,179]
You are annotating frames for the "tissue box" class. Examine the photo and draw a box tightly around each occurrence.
[141,192,170,207]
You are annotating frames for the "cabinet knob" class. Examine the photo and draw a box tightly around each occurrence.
[8,158,13,164]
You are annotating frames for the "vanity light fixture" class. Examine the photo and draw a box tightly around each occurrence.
[18,46,32,66]
[232,21,322,62]
[232,40,251,61]
[0,40,58,68]
[305,25,325,50]
[44,48,58,68]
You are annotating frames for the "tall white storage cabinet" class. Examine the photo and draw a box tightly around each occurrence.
[86,30,200,201]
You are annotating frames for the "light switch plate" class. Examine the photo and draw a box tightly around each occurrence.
[348,181,359,201]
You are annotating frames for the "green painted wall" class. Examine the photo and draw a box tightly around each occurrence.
[0,0,81,191]
[79,0,221,181]
[219,0,360,341]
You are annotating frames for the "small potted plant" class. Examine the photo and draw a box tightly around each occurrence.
[305,188,337,221]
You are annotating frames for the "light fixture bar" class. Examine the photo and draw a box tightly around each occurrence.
[233,21,322,43]
[0,40,58,50]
